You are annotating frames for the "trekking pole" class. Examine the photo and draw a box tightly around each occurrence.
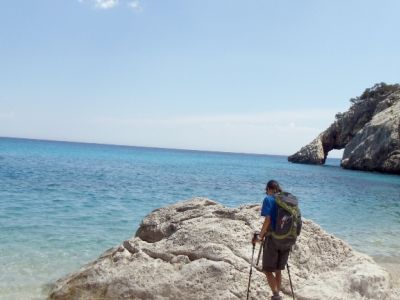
[286,262,295,300]
[246,233,257,300]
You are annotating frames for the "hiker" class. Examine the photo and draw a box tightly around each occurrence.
[253,179,301,300]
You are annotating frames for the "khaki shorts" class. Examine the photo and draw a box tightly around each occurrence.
[262,236,290,272]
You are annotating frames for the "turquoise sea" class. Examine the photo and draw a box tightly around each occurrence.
[1,137,399,299]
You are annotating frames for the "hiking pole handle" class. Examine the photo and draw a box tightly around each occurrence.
[251,232,259,245]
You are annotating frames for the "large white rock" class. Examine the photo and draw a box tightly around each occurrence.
[48,198,394,300]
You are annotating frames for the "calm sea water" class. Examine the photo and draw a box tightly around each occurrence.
[1,137,399,299]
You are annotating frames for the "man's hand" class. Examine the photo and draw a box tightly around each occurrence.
[251,232,260,245]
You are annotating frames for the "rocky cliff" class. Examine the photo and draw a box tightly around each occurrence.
[48,198,397,300]
[288,83,400,174]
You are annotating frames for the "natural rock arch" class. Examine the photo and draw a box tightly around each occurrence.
[288,83,400,174]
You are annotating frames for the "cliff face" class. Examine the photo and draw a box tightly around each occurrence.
[288,83,400,174]
[48,198,393,300]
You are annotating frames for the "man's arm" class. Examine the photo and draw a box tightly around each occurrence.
[259,216,271,240]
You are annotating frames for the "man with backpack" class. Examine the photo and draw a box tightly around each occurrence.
[253,180,301,300]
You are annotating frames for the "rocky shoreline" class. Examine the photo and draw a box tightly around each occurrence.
[48,198,398,299]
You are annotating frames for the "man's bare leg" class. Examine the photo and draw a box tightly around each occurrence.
[275,270,282,292]
[265,272,278,294]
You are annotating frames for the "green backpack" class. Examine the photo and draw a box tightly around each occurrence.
[270,192,302,250]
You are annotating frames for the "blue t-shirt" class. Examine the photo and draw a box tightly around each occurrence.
[261,195,277,231]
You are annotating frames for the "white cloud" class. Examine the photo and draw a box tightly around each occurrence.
[0,111,15,120]
[2,109,343,156]
[90,109,337,155]
[108,109,330,125]
[95,0,119,9]
[79,0,142,11]
[128,0,142,11]
[78,0,119,10]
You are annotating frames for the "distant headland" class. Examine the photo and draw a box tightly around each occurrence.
[288,83,400,174]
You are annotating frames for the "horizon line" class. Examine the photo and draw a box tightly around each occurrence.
[0,135,344,160]
[0,135,287,158]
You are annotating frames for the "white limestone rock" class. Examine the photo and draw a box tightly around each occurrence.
[289,83,400,174]
[48,198,392,300]
[287,136,325,165]
[342,99,400,172]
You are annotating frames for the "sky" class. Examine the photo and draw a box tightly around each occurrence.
[1,0,399,157]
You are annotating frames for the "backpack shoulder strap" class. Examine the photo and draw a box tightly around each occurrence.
[275,193,299,218]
